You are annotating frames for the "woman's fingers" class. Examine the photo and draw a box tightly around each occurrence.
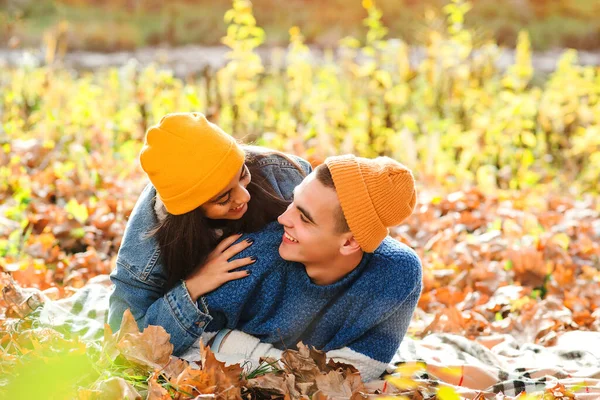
[224,270,251,282]
[214,233,243,254]
[225,256,257,270]
[221,238,253,260]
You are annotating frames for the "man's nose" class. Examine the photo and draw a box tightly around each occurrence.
[277,206,292,226]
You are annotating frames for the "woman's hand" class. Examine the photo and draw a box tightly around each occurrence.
[184,234,256,302]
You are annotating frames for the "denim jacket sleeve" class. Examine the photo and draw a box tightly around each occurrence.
[108,150,311,356]
[108,183,213,355]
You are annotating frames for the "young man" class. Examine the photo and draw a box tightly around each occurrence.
[191,155,422,381]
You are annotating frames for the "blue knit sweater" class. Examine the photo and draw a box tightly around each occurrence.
[202,221,422,366]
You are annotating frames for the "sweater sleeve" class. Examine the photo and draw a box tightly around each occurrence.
[214,282,421,381]
[214,330,385,381]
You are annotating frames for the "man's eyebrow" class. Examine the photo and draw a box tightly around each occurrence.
[291,187,316,224]
[211,167,245,202]
[297,205,316,225]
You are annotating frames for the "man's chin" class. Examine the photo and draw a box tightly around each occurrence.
[278,242,295,261]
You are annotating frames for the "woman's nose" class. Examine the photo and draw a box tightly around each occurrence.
[232,184,251,205]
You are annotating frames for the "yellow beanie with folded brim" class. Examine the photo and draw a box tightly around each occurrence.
[139,112,245,215]
[324,155,417,253]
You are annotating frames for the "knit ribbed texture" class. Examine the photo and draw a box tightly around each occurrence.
[202,222,423,365]
[139,112,244,215]
[325,155,417,252]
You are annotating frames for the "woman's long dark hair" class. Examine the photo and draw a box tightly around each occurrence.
[152,150,304,289]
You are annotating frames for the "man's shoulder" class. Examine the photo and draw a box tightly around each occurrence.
[230,222,287,271]
[241,222,284,254]
[374,237,421,268]
[250,221,284,237]
[364,237,422,290]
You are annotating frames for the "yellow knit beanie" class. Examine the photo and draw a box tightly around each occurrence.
[139,112,245,215]
[324,155,416,252]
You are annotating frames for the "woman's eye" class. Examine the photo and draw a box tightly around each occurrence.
[218,197,231,206]
[300,214,308,223]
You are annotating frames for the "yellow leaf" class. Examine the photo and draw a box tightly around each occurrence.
[394,361,426,376]
[436,386,461,400]
[551,233,570,250]
[440,366,462,377]
[521,131,537,147]
[386,376,420,390]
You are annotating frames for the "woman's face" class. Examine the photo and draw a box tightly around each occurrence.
[201,164,251,220]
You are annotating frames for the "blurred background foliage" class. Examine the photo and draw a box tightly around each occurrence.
[1,0,600,52]
[1,0,599,199]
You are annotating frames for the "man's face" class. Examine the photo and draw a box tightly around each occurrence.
[277,173,346,264]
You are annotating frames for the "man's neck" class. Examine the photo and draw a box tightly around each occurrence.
[304,251,365,286]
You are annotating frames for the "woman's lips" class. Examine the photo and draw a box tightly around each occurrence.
[229,203,247,215]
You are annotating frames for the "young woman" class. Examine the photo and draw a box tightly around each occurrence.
[108,112,311,355]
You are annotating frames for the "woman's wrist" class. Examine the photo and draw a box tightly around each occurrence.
[183,279,203,302]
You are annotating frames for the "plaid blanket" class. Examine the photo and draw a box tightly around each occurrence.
[379,331,600,398]
[21,274,112,341]
[13,276,600,398]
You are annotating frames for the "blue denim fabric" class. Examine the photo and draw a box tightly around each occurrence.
[108,149,311,355]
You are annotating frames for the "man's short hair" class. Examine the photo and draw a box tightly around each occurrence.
[315,164,351,233]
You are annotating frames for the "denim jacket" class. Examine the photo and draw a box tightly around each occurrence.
[108,148,312,355]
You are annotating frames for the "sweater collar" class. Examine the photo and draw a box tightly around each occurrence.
[294,251,373,298]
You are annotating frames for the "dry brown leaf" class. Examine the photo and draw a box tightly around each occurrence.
[420,306,465,337]
[507,246,548,288]
[117,325,174,370]
[172,368,220,399]
[148,372,173,400]
[281,342,322,385]
[88,377,142,400]
[162,356,190,380]
[170,342,243,400]
[116,308,142,340]
[315,370,365,400]
[199,340,245,387]
[246,372,300,398]
[326,360,359,375]
[106,309,174,370]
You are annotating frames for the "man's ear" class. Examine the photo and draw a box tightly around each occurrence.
[339,233,362,255]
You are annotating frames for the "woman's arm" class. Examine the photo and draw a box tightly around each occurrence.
[108,184,212,355]
[109,269,212,355]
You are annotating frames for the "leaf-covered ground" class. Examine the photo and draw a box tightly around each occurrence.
[1,137,599,399]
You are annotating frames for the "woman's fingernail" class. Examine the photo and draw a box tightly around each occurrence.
[251,256,257,262]
[246,270,252,274]
[246,238,254,244]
